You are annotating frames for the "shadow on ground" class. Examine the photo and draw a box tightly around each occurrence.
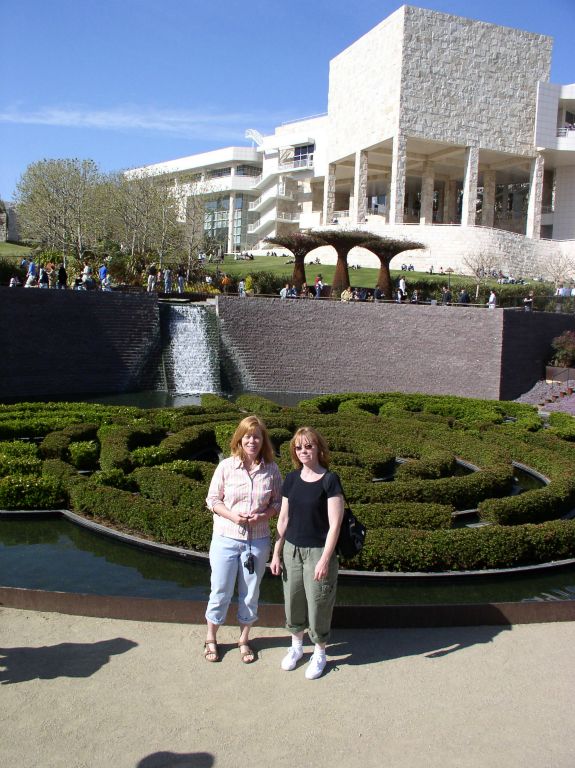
[0,637,138,684]
[136,752,214,768]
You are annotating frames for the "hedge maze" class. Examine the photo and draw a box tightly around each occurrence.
[1,391,575,573]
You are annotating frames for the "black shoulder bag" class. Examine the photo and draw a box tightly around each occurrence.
[322,472,367,559]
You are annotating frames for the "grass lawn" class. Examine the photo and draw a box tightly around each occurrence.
[204,254,484,291]
[0,242,31,263]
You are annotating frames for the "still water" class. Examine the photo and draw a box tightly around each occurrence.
[1,516,574,606]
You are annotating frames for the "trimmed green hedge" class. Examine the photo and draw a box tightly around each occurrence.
[2,391,575,572]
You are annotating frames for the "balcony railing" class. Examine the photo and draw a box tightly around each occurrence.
[557,126,575,137]
[278,156,314,171]
[248,185,294,211]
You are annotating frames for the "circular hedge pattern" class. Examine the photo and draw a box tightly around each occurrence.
[1,392,575,572]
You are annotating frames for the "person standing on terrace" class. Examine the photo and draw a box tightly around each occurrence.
[204,416,282,664]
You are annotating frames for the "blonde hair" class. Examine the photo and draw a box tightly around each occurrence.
[289,426,330,469]
[230,415,274,464]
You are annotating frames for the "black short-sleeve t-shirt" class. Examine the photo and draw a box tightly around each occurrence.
[282,470,343,547]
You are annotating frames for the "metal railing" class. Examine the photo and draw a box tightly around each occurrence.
[248,185,294,211]
[278,156,314,171]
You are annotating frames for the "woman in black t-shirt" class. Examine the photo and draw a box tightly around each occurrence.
[270,427,344,680]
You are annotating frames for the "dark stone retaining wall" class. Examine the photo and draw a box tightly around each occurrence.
[2,291,574,401]
[217,297,575,400]
[0,288,160,399]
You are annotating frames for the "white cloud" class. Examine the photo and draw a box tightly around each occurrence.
[0,104,290,141]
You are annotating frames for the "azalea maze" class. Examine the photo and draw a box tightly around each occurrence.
[1,392,575,573]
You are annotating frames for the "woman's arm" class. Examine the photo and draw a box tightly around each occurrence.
[314,494,344,581]
[270,497,289,576]
[206,463,248,527]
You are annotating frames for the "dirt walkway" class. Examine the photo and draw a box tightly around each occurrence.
[1,608,574,768]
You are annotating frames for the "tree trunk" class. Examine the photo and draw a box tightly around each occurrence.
[291,254,307,290]
[332,245,351,295]
[376,258,393,300]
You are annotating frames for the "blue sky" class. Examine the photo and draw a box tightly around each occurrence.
[1,0,574,202]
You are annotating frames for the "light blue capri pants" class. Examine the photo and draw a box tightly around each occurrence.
[205,533,270,626]
[281,540,338,645]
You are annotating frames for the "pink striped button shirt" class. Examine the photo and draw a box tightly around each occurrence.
[206,456,282,540]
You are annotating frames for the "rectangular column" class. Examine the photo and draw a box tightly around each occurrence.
[389,134,406,225]
[419,162,434,224]
[322,163,337,225]
[436,182,445,223]
[352,149,368,223]
[443,179,458,224]
[526,153,544,240]
[461,146,479,227]
[227,192,236,254]
[481,170,496,228]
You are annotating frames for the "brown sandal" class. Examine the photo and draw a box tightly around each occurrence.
[204,641,220,662]
[239,643,256,664]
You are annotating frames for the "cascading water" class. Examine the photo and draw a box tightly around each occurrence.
[160,303,221,393]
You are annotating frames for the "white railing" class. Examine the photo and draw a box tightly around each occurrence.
[278,156,314,171]
[248,184,295,211]
[557,127,575,137]
[248,210,299,232]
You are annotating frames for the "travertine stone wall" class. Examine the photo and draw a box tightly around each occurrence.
[217,297,574,400]
[312,222,575,279]
[399,7,552,155]
[553,167,575,240]
[0,289,161,399]
[327,7,404,161]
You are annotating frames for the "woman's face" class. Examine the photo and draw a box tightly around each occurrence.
[242,428,263,461]
[294,436,317,466]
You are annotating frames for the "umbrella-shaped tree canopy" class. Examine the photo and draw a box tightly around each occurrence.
[264,232,325,291]
[360,236,425,300]
[312,230,372,295]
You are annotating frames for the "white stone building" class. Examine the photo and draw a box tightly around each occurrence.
[131,5,575,276]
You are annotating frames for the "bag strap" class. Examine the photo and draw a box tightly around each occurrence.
[321,470,349,507]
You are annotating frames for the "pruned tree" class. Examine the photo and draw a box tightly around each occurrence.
[264,232,325,290]
[313,230,370,295]
[361,236,425,300]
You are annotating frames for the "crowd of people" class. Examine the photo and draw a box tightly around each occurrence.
[204,416,344,680]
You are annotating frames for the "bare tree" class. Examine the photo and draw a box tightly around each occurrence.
[542,250,575,288]
[462,251,501,299]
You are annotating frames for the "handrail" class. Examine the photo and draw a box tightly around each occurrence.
[278,157,314,171]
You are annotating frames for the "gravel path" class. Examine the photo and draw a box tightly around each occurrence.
[515,379,575,414]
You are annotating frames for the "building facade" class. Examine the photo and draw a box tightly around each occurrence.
[131,6,575,275]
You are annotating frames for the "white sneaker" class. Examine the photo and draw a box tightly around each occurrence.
[305,651,327,680]
[281,646,304,671]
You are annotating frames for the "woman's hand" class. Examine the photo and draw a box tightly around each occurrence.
[314,557,329,581]
[270,552,282,576]
[244,511,266,526]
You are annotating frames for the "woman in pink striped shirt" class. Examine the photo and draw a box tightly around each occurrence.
[204,415,282,663]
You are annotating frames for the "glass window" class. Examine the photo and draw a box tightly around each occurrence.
[207,167,231,179]
[235,165,261,177]
[294,144,315,160]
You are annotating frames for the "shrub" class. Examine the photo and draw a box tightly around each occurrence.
[550,330,575,367]
[0,474,65,509]
[69,440,100,470]
[5,395,575,572]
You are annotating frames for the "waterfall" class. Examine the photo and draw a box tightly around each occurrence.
[160,304,221,393]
